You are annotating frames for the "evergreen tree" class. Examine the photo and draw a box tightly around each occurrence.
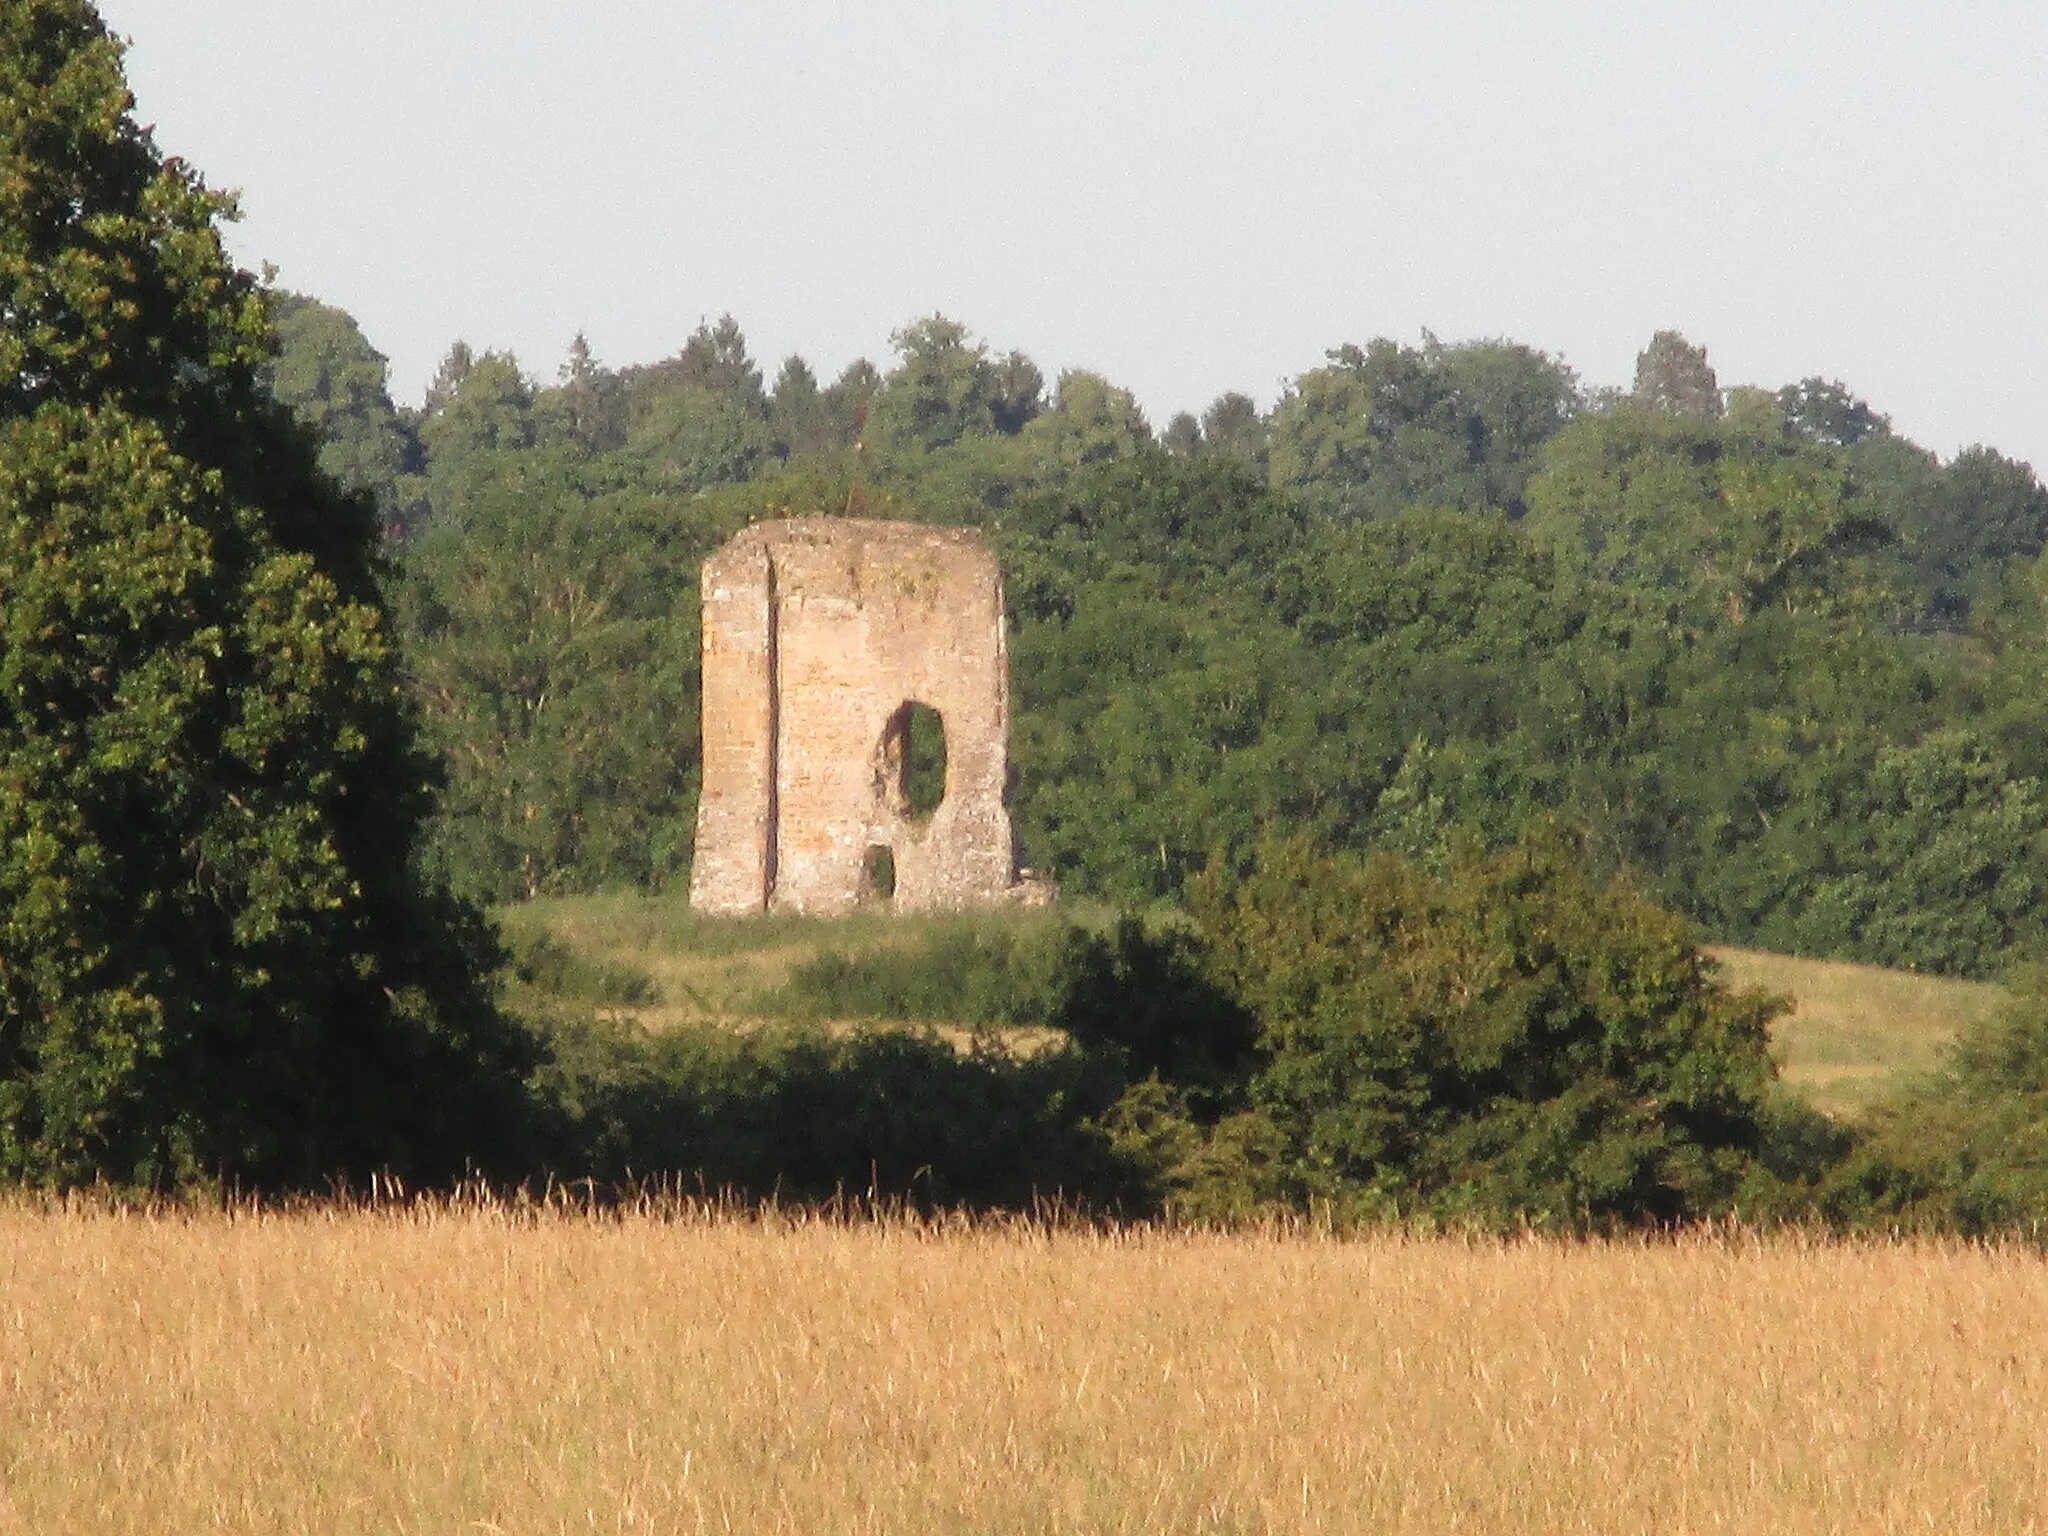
[0,0,534,1187]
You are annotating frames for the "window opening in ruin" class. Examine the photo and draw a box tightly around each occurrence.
[879,701,948,823]
[903,702,947,818]
[864,844,897,902]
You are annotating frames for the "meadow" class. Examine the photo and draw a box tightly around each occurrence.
[2,1200,2042,1534]
[1711,946,2005,1116]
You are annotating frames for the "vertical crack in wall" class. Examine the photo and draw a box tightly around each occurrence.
[763,552,780,905]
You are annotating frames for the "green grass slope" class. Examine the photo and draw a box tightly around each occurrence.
[1711,947,2005,1117]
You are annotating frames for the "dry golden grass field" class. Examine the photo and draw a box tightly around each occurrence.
[4,1202,2045,1534]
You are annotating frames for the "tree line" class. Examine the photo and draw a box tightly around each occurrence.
[274,290,2048,982]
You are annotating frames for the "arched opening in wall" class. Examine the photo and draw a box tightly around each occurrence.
[880,701,948,822]
[864,844,897,902]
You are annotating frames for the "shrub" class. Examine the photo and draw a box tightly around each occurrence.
[526,1011,1146,1211]
[1189,830,1785,1227]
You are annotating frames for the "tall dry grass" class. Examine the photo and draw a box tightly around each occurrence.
[2,1202,2042,1533]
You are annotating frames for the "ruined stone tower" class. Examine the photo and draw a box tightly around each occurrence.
[690,517,1032,916]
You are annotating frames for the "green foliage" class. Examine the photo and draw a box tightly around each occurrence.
[508,930,657,1008]
[261,249,2048,985]
[760,913,1255,1114]
[1632,329,1722,420]
[1802,966,2048,1234]
[417,345,535,471]
[1191,833,1783,1226]
[761,919,1070,1028]
[265,292,416,528]
[0,1,533,1189]
[1896,445,2048,623]
[1048,916,1258,1113]
[1776,729,2048,976]
[1266,336,1577,519]
[398,451,736,900]
[867,316,1034,457]
[528,1011,1143,1210]
[1018,369,1150,473]
[1523,405,1894,625]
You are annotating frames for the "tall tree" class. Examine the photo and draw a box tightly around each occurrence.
[0,0,532,1187]
[1161,411,1203,458]
[868,315,1001,454]
[1266,337,1573,519]
[1778,377,1888,448]
[265,292,416,529]
[1023,369,1150,471]
[769,354,840,460]
[1632,329,1722,420]
[1201,391,1268,469]
[417,345,535,464]
[542,332,627,454]
[673,313,766,410]
[613,318,771,488]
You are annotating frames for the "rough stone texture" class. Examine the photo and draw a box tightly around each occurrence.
[691,518,1035,916]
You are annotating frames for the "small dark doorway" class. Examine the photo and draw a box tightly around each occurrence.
[864,844,897,902]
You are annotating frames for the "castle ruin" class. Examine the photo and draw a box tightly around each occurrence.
[690,517,1038,916]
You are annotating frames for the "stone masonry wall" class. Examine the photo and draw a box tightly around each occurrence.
[690,518,1025,916]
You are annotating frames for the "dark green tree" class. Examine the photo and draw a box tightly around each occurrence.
[0,0,533,1188]
[1777,377,1889,448]
[265,292,416,529]
[1898,446,2048,623]
[613,318,771,489]
[1265,337,1576,519]
[768,354,834,460]
[988,350,1046,435]
[399,454,728,900]
[1021,368,1150,472]
[539,332,627,455]
[868,315,1002,454]
[1201,391,1267,468]
[417,344,535,466]
[1194,834,1782,1226]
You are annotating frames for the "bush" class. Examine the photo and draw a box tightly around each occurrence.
[1188,830,1785,1227]
[761,919,1069,1027]
[508,931,659,1008]
[526,1011,1148,1211]
[1807,963,2048,1235]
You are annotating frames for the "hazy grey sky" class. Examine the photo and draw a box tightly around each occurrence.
[102,2,2046,468]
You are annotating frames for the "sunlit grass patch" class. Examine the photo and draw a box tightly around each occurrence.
[1713,945,2005,1116]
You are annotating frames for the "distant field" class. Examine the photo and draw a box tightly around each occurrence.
[1711,946,2004,1116]
[2,1204,2043,1534]
[507,895,1999,1118]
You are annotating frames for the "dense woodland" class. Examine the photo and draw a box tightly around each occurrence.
[274,298,2048,981]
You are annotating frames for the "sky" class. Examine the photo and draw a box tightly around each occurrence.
[101,1,2047,470]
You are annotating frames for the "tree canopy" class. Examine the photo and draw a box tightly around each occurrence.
[0,0,532,1187]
